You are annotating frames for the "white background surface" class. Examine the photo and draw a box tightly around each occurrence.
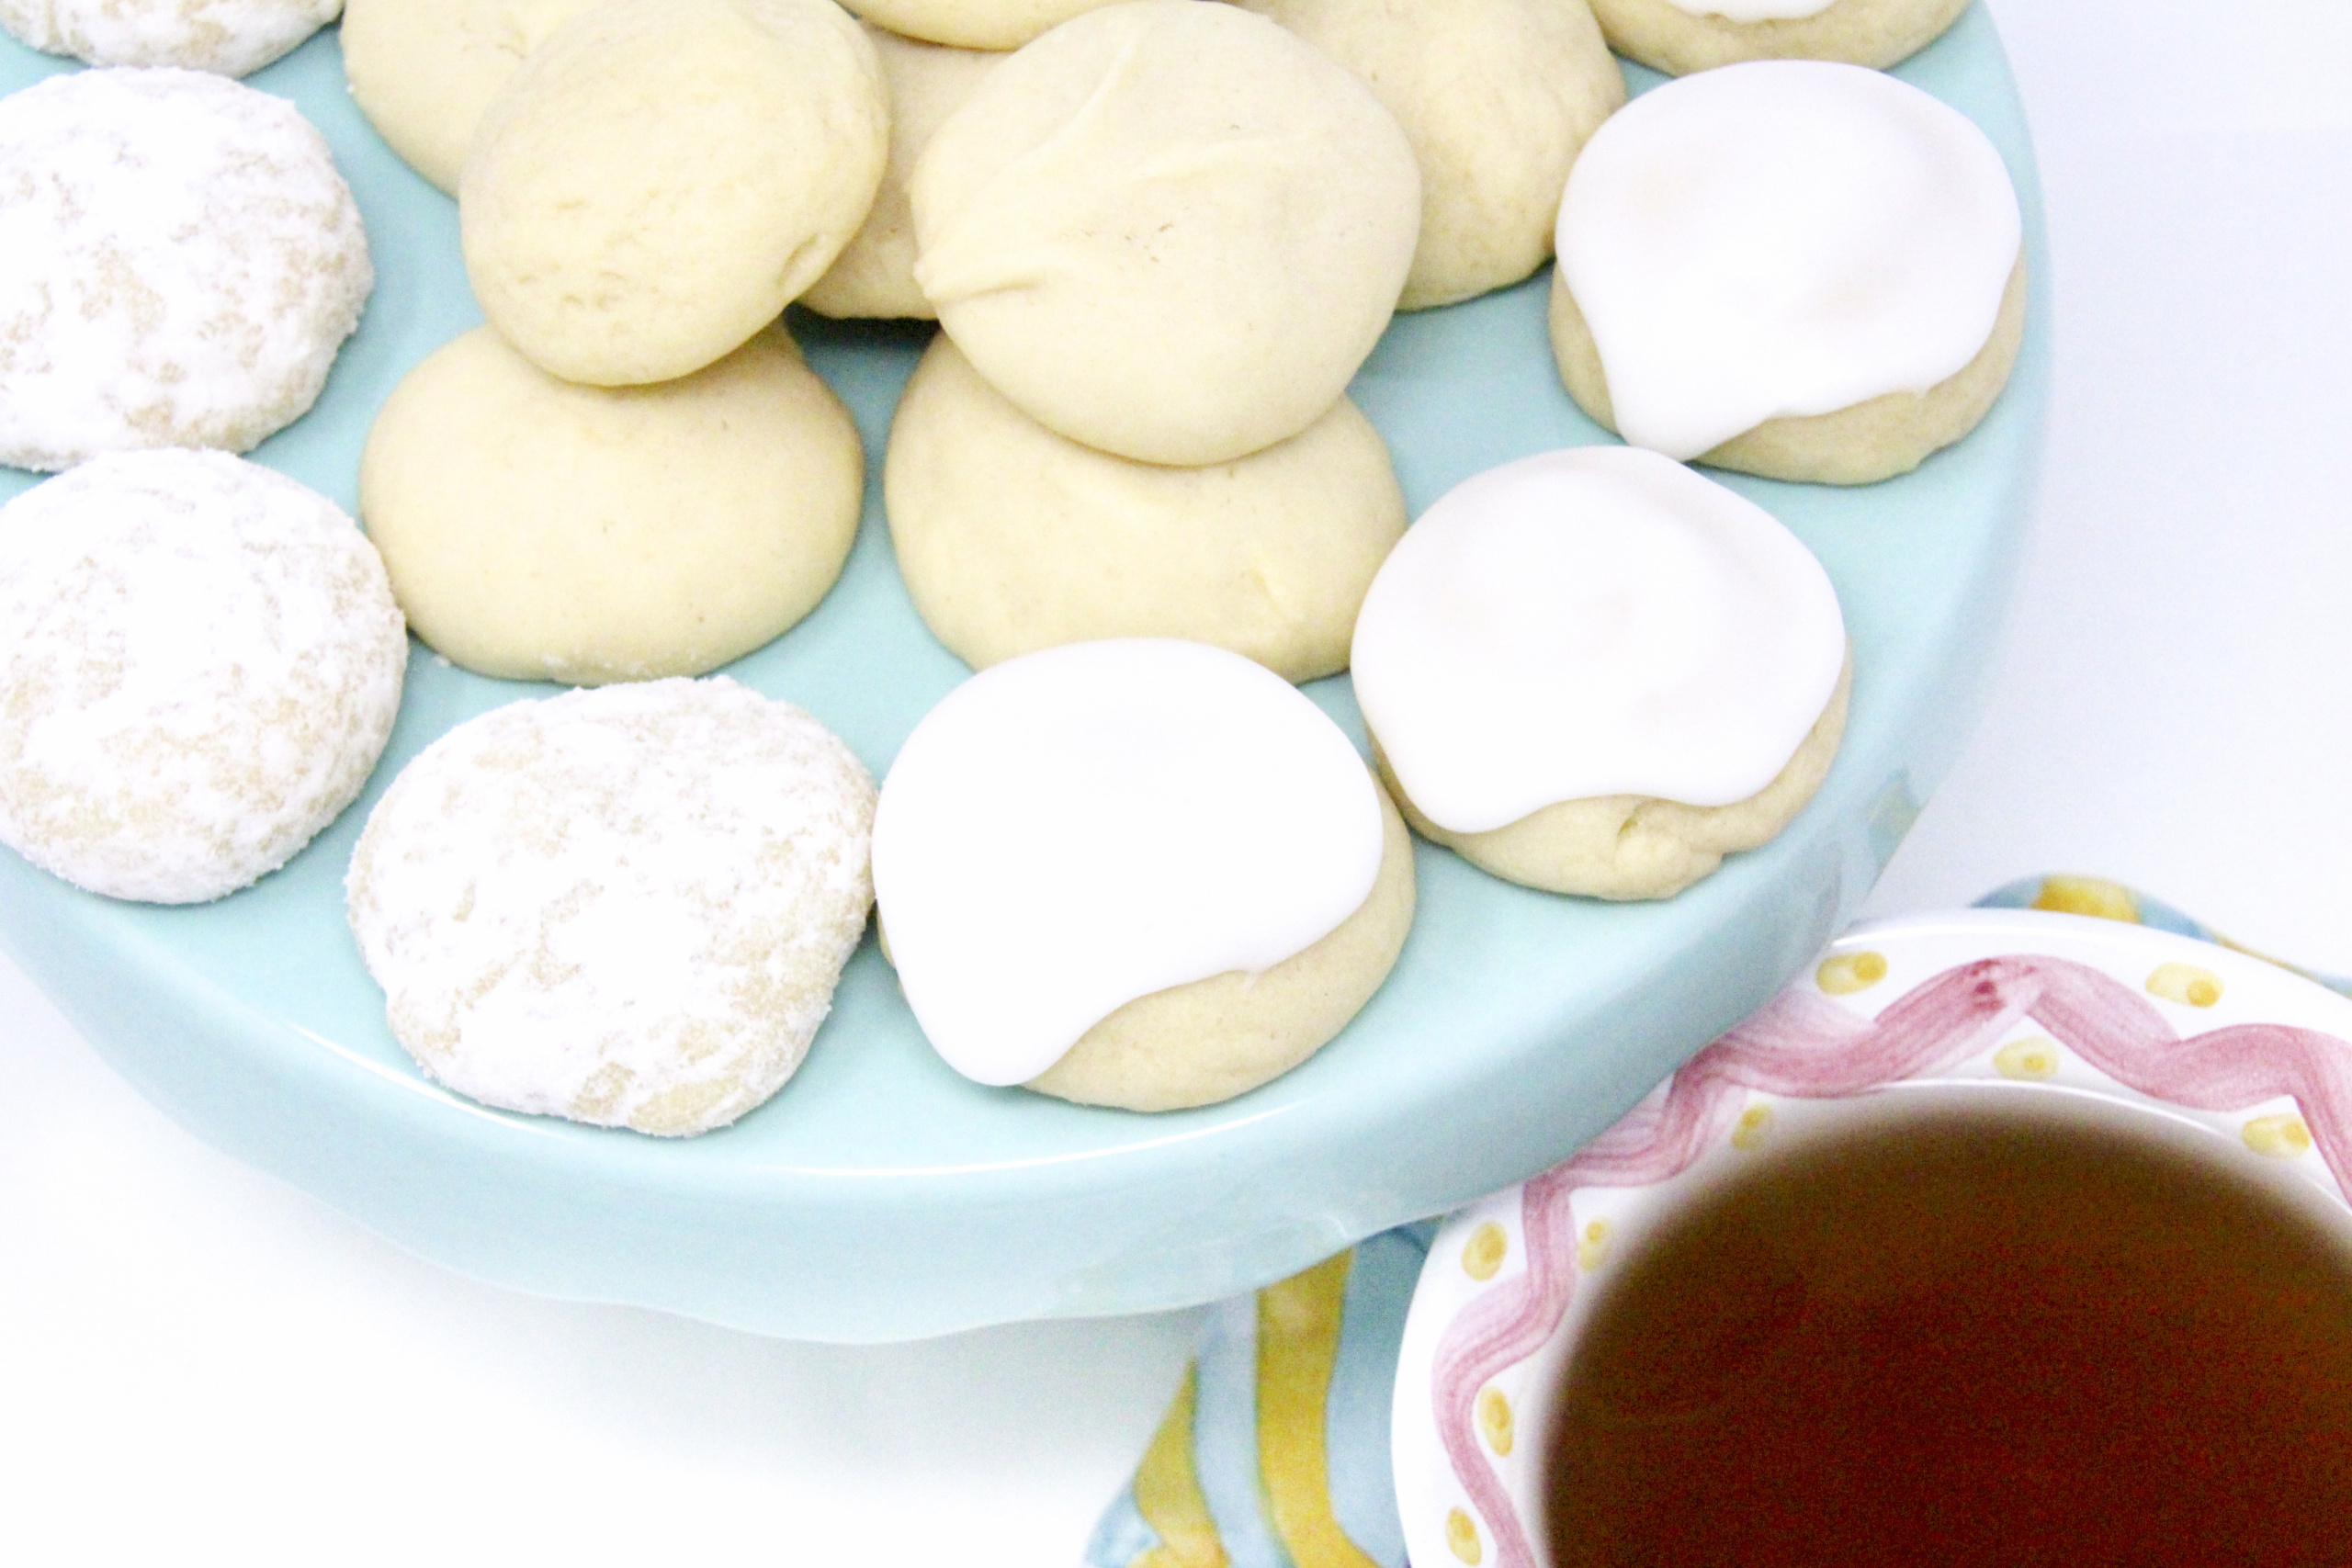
[6,3,2350,1562]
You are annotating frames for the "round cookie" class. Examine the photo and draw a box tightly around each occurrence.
[0,68,373,472]
[909,0,1420,467]
[884,333,1404,683]
[801,25,1002,321]
[346,677,877,1137]
[1351,446,1849,901]
[0,0,340,76]
[0,451,407,905]
[1588,0,1971,75]
[359,324,862,685]
[1548,60,2025,486]
[340,0,604,195]
[841,0,1123,51]
[872,637,1412,1111]
[1232,0,1623,310]
[460,0,888,386]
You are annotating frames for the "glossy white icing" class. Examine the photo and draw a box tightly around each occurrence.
[1657,0,1836,20]
[1555,60,2020,460]
[871,637,1385,1087]
[1350,446,1845,832]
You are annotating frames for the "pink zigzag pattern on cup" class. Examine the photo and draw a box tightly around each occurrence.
[1428,953,2352,1568]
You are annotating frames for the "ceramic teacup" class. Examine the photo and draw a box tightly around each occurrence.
[1391,907,2352,1568]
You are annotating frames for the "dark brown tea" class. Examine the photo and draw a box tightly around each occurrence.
[1544,1105,2352,1567]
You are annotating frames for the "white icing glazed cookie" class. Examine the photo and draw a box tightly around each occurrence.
[801,24,1001,321]
[910,0,1419,466]
[1550,60,2024,486]
[842,0,1120,50]
[340,0,603,195]
[0,0,340,76]
[884,334,1403,682]
[0,451,406,904]
[0,68,373,473]
[872,638,1412,1111]
[1351,446,1848,900]
[1233,0,1623,310]
[346,678,877,1137]
[360,324,861,685]
[461,0,887,385]
[1589,0,1970,75]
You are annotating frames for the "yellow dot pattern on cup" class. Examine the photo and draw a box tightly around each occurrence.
[1816,951,1889,996]
[1577,1218,1612,1273]
[1477,1387,1515,1457]
[2030,874,2140,923]
[1995,1036,2061,1080]
[1446,1508,1483,1564]
[2245,1113,2314,1158]
[2147,962,2223,1008]
[1732,1102,1773,1151]
[1461,1221,1508,1281]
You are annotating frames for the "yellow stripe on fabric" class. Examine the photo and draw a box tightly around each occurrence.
[1132,1366,1229,1568]
[1257,1251,1382,1568]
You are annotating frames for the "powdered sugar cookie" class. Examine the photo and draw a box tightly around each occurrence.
[910,0,1419,466]
[1232,0,1623,310]
[347,678,876,1137]
[359,324,861,685]
[461,0,887,385]
[1,0,340,76]
[1589,0,1970,74]
[340,0,603,194]
[0,451,406,904]
[0,68,373,473]
[884,334,1403,682]
[800,23,1001,321]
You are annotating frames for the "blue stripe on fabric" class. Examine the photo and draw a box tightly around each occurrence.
[1084,1485,1165,1568]
[1325,1228,1431,1568]
[1193,1292,1295,1568]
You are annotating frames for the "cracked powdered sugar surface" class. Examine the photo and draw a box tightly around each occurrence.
[0,1,343,76]
[0,448,408,901]
[345,678,878,1137]
[0,66,372,471]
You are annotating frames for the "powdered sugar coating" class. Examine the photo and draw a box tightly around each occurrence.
[346,679,877,1137]
[0,449,407,902]
[0,67,372,471]
[1,0,342,76]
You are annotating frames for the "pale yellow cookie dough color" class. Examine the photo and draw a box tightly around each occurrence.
[358,325,862,685]
[842,0,1121,51]
[885,334,1405,682]
[341,0,605,194]
[1589,0,1970,74]
[909,0,1420,466]
[461,0,887,385]
[1351,446,1849,900]
[1232,0,1624,310]
[1550,60,2024,486]
[872,638,1413,1111]
[801,24,1004,321]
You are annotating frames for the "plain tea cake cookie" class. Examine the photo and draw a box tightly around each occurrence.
[872,638,1414,1111]
[347,678,877,1137]
[0,68,372,472]
[1589,0,1970,75]
[1232,0,1623,310]
[359,324,862,685]
[800,24,1002,321]
[0,451,406,904]
[909,0,1419,466]
[1351,447,1848,901]
[1549,60,2024,486]
[461,0,887,386]
[1,0,340,75]
[340,0,603,194]
[884,334,1404,682]
[842,0,1119,50]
